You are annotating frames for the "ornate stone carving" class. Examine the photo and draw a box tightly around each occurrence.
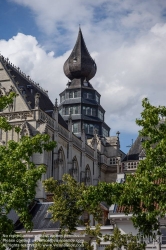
[35,93,40,109]
[0,111,33,121]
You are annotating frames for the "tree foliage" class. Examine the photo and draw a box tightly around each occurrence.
[0,93,56,248]
[43,98,166,249]
[103,228,146,250]
[117,98,166,235]
[44,174,88,233]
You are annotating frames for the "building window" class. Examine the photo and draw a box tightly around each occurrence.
[96,94,99,103]
[73,106,78,114]
[65,106,79,115]
[83,106,96,116]
[83,92,93,99]
[60,94,65,102]
[98,110,104,120]
[69,92,73,98]
[110,158,117,165]
[127,162,138,169]
[83,82,88,87]
[73,123,79,133]
[83,123,99,135]
[102,127,109,137]
[69,91,78,98]
[65,107,69,115]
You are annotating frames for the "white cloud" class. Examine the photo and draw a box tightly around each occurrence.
[0,33,68,100]
[2,0,166,140]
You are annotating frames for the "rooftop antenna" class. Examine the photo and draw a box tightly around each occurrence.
[126,139,133,148]
[126,139,133,161]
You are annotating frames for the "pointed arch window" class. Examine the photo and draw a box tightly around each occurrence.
[56,147,66,181]
[69,157,78,181]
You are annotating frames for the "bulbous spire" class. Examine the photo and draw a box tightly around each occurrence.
[63,28,97,81]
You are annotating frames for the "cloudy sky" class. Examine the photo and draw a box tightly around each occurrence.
[1,0,166,153]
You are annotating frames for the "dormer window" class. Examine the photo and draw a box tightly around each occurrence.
[84,82,88,87]
[73,57,77,63]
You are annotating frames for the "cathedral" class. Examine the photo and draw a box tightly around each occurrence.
[0,28,125,201]
[1,29,165,249]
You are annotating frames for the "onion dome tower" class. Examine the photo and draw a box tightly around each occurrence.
[59,28,110,139]
[63,28,97,82]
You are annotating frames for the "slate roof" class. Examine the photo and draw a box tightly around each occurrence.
[0,55,68,130]
[14,201,110,231]
[15,202,60,231]
[123,136,145,161]
[58,113,68,129]
[8,209,19,224]
[63,28,97,82]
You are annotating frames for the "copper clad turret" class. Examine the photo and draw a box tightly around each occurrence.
[63,28,97,81]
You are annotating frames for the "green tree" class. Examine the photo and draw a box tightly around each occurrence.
[0,93,56,249]
[43,98,166,249]
[115,98,166,236]
[43,174,146,250]
[104,228,146,250]
[44,174,88,233]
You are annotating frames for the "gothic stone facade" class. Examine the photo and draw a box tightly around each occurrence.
[0,29,125,202]
[0,54,123,201]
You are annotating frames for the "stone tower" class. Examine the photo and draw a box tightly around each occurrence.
[59,28,110,139]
